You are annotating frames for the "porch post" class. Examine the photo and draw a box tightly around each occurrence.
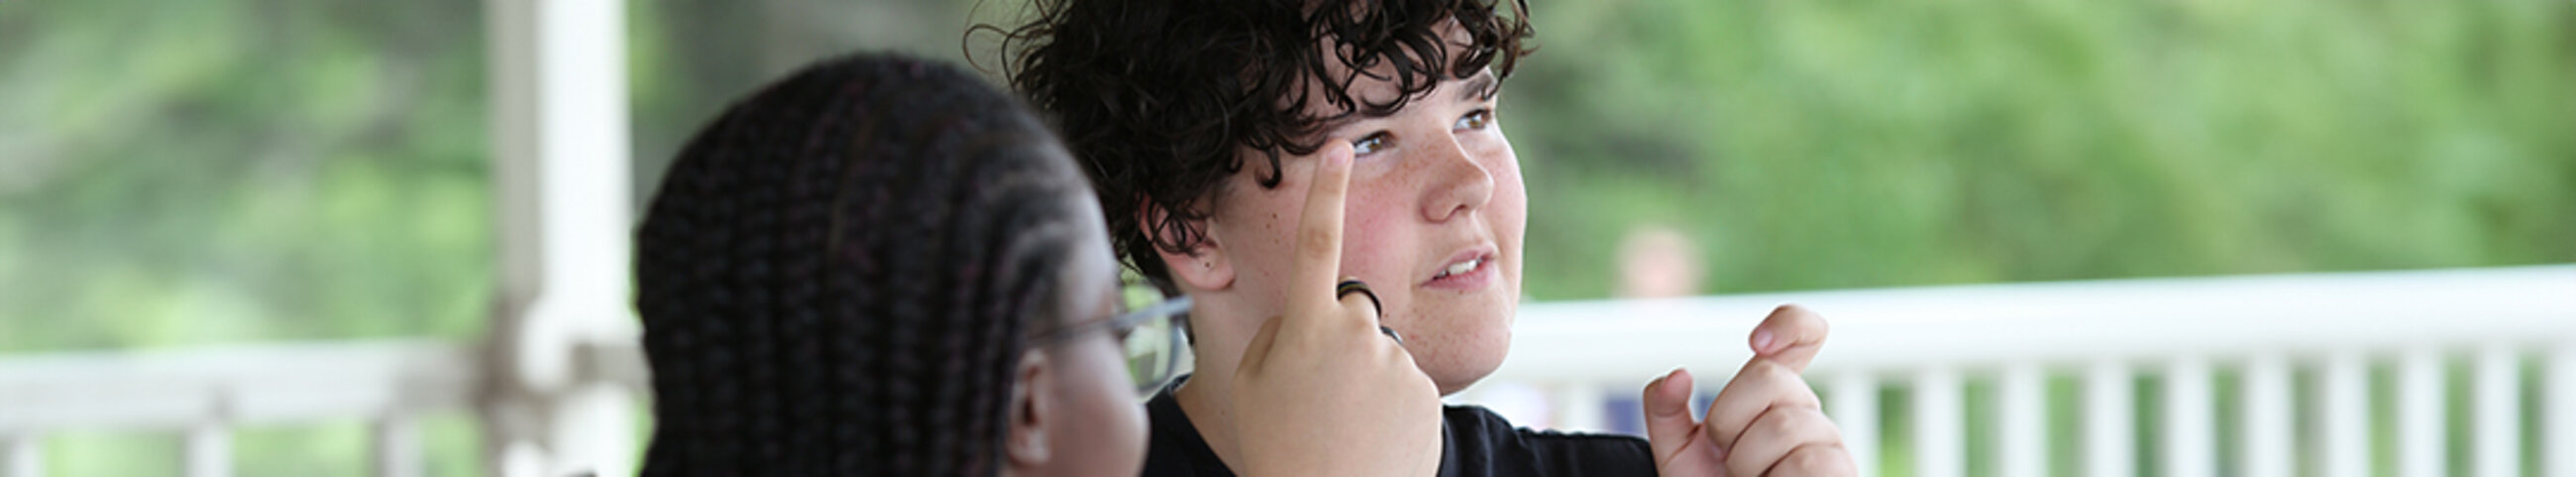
[483,0,640,475]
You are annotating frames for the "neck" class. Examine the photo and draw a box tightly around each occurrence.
[1172,296,1256,473]
[1175,364,1243,471]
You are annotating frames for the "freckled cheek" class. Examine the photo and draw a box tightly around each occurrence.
[1338,186,1413,287]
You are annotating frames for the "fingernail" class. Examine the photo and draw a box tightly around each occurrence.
[1752,328,1776,353]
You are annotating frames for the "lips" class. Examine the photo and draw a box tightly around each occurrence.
[1436,257,1483,279]
[1421,245,1499,290]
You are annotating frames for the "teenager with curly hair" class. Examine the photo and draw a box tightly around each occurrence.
[991,0,1859,475]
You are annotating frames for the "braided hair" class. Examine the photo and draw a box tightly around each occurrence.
[634,53,1094,477]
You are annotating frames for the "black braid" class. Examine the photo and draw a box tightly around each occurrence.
[636,53,1092,477]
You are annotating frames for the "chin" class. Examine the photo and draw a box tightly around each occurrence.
[1415,295,1517,396]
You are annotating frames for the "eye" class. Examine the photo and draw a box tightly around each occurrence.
[1351,132,1392,156]
[1454,109,1495,131]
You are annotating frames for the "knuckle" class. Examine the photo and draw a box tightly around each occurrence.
[1746,360,1792,381]
[1298,227,1339,257]
[1758,409,1806,436]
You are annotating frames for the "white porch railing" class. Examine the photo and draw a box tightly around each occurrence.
[1463,265,2576,477]
[0,339,647,477]
[5,266,2561,476]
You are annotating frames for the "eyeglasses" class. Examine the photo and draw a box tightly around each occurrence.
[1032,294,1192,401]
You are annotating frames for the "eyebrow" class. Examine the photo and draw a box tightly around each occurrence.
[1457,70,1499,102]
[1314,71,1503,136]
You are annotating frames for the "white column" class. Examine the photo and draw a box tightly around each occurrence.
[2086,360,2134,477]
[1912,368,1963,477]
[2470,346,2519,477]
[1996,363,2047,477]
[2162,357,2214,477]
[550,384,639,477]
[2239,355,2294,477]
[2317,352,2370,477]
[2396,348,2447,477]
[1830,371,1879,477]
[483,0,640,474]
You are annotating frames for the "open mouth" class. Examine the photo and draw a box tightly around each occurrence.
[1434,257,1484,280]
[1422,246,1498,290]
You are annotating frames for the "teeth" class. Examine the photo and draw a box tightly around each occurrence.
[1440,259,1481,278]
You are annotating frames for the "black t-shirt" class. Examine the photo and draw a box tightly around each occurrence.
[1141,376,1658,477]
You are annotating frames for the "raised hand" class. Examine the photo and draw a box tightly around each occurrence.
[1230,141,1445,477]
[1643,304,1856,477]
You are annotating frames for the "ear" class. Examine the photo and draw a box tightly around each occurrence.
[1003,350,1052,470]
[1139,200,1234,292]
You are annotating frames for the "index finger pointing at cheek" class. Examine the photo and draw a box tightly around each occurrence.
[1284,140,1358,328]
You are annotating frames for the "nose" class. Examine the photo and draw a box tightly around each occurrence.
[1418,134,1495,223]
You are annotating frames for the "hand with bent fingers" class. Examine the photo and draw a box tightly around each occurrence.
[1230,141,1445,477]
[1643,304,1857,477]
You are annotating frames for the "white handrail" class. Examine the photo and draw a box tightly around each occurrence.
[1494,266,2576,382]
[1474,265,2576,477]
[0,340,477,431]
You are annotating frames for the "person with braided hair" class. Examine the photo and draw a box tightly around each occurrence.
[631,53,1167,476]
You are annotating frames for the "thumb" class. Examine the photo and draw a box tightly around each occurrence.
[1641,368,1700,462]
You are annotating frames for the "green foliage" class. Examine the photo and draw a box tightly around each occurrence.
[0,0,494,352]
[1508,0,2576,298]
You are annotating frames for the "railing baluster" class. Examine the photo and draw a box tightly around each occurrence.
[375,415,420,477]
[1912,368,1964,477]
[3,432,38,477]
[186,421,231,477]
[2549,344,2576,477]
[2397,348,2447,477]
[2471,346,2520,477]
[2240,354,2294,477]
[2318,352,2369,477]
[2163,357,2214,477]
[2086,360,2134,477]
[1997,363,2046,477]
[1829,371,1878,477]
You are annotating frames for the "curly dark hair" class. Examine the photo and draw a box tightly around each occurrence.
[634,53,1092,476]
[982,0,1534,290]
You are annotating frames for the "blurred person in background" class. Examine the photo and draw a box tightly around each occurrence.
[1617,224,1705,299]
[995,0,1857,475]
